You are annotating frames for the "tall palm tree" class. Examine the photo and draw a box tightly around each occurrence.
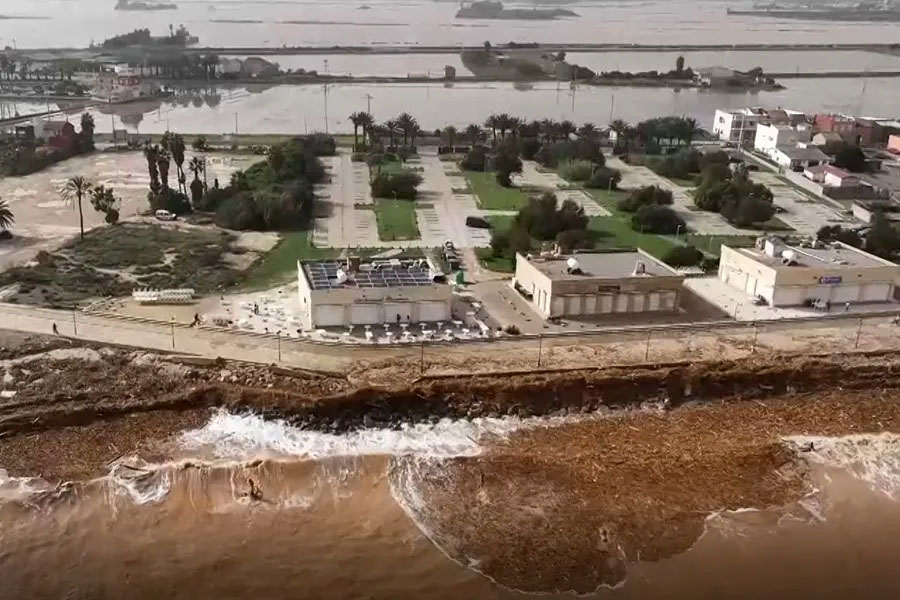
[680,116,704,146]
[358,112,375,148]
[465,123,482,145]
[348,112,362,150]
[383,119,399,149]
[168,133,187,194]
[143,142,161,195]
[484,114,500,142]
[559,120,577,140]
[442,125,458,148]
[0,198,14,231]
[156,147,171,191]
[396,112,418,147]
[62,176,93,241]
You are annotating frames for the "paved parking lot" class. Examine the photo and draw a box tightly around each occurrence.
[750,171,850,236]
[608,157,749,235]
[515,162,611,217]
[314,151,493,249]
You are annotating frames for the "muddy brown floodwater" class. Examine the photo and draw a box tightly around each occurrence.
[0,331,899,598]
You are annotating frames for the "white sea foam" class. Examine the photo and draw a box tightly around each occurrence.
[0,468,53,502]
[177,408,536,461]
[107,461,173,506]
[784,433,900,501]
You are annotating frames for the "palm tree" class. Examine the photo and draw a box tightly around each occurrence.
[156,147,171,191]
[442,125,458,148]
[484,114,500,142]
[577,122,598,139]
[384,119,400,148]
[62,176,93,241]
[188,156,206,203]
[0,198,14,231]
[167,133,187,194]
[80,112,96,151]
[143,142,161,195]
[396,112,418,147]
[465,123,482,146]
[609,119,632,150]
[680,116,704,146]
[358,112,375,148]
[348,112,362,150]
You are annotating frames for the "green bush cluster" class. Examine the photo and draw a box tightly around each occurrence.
[370,170,424,200]
[617,185,673,213]
[693,164,775,228]
[557,159,595,182]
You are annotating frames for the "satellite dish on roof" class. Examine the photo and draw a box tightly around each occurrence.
[335,268,348,284]
[566,257,579,270]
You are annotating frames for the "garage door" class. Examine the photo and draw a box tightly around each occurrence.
[660,291,676,311]
[350,303,380,325]
[314,304,345,327]
[773,286,807,307]
[647,292,660,311]
[832,285,861,303]
[725,269,747,292]
[384,302,414,323]
[614,294,629,313]
[564,295,583,315]
[861,283,892,302]
[417,300,449,323]
[598,295,614,314]
[631,293,646,312]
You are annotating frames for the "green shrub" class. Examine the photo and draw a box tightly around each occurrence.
[370,171,423,200]
[558,159,595,182]
[663,245,704,267]
[195,187,235,212]
[631,205,685,234]
[516,192,588,241]
[461,147,487,171]
[149,189,192,215]
[586,166,622,190]
[617,185,673,213]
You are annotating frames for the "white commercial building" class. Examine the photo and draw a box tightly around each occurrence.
[712,109,763,145]
[296,257,451,330]
[513,250,685,319]
[718,237,900,307]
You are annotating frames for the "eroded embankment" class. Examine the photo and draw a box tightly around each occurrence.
[2,332,900,481]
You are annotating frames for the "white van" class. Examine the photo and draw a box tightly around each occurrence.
[155,210,177,221]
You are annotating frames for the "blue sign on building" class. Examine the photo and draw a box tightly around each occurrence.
[819,276,843,284]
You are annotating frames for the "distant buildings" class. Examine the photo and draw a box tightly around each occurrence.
[93,65,158,102]
[719,237,900,307]
[513,250,684,319]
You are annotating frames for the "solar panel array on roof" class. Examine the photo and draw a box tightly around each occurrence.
[304,261,434,290]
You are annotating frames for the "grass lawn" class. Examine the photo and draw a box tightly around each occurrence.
[465,171,528,210]
[684,234,757,256]
[587,217,678,259]
[373,199,420,241]
[475,247,516,273]
[240,230,344,290]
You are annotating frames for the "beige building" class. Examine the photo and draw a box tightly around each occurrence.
[513,250,685,319]
[718,238,900,307]
[297,258,451,330]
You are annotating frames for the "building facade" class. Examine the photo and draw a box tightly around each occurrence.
[513,250,684,319]
[713,109,762,144]
[296,258,451,330]
[718,238,899,307]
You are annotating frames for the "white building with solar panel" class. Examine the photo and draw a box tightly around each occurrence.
[296,257,452,330]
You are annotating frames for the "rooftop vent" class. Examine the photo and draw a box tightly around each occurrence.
[566,257,583,275]
[632,260,647,276]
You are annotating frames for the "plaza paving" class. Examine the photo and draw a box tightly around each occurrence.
[749,171,850,237]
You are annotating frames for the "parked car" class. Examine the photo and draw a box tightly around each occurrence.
[154,210,177,221]
[465,216,491,229]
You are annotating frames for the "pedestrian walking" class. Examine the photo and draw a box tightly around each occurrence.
[52,322,58,335]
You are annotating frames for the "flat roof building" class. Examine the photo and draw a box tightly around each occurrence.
[718,237,900,307]
[513,250,685,319]
[296,257,451,330]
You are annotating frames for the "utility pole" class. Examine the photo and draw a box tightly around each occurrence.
[234,112,238,135]
[277,331,282,362]
[72,306,78,336]
[644,329,651,361]
[419,341,425,375]
[364,93,373,115]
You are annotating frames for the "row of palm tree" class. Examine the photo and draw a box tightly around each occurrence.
[348,112,424,149]
[609,116,704,149]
